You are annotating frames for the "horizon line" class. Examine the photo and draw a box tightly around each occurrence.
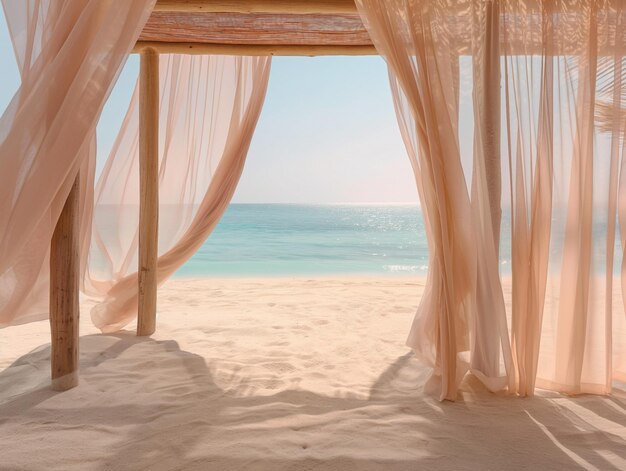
[94,201,422,207]
[229,201,421,206]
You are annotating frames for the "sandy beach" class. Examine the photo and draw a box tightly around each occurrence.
[1,277,626,470]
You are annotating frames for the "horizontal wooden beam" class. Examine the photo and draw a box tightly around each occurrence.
[133,40,626,57]
[133,41,377,56]
[154,0,358,14]
[139,12,371,46]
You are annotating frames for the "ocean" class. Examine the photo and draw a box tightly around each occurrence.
[175,203,623,278]
[176,204,431,278]
[91,203,620,279]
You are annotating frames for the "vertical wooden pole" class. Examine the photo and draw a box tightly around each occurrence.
[137,48,159,336]
[481,0,501,251]
[470,0,501,377]
[50,174,80,391]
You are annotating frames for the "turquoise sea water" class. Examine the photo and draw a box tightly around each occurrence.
[176,204,431,278]
[170,203,621,278]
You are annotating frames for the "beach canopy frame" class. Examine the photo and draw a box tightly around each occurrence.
[6,0,623,401]
[49,0,385,389]
[50,0,509,392]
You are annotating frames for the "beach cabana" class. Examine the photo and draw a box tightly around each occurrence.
[2,0,626,402]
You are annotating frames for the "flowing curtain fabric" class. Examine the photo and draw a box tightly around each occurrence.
[356,0,626,399]
[502,0,626,395]
[504,0,626,396]
[0,1,271,332]
[83,55,271,332]
[0,0,155,327]
[355,0,513,401]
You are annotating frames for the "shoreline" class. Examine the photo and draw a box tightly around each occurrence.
[168,273,427,281]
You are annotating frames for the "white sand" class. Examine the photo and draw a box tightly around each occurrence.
[1,277,626,470]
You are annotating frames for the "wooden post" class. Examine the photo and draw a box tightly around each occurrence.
[50,174,80,391]
[137,48,159,336]
[470,0,501,377]
[480,0,501,250]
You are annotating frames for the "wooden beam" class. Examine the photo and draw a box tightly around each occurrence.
[50,174,80,391]
[133,41,377,56]
[139,12,371,46]
[154,0,358,14]
[137,48,159,337]
[469,1,502,380]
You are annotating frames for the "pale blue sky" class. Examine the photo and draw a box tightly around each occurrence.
[0,10,419,204]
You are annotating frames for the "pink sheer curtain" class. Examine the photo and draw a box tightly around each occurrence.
[513,0,626,396]
[469,0,514,394]
[355,0,513,400]
[488,0,626,396]
[0,0,155,327]
[357,0,626,399]
[502,1,557,396]
[83,55,271,332]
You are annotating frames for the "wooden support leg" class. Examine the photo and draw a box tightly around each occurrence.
[137,48,159,336]
[50,174,80,391]
[468,0,502,378]
[480,0,502,251]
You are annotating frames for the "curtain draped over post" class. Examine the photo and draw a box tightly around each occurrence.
[83,55,271,332]
[0,1,271,335]
[356,0,626,400]
[355,0,514,401]
[0,0,156,327]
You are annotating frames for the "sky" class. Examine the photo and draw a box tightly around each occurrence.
[0,10,419,205]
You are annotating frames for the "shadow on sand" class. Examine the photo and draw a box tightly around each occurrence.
[1,334,626,470]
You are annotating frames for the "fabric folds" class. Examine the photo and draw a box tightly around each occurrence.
[357,0,626,399]
[356,0,513,400]
[0,0,156,327]
[0,2,270,334]
[84,55,271,332]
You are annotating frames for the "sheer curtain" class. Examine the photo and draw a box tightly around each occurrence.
[502,0,557,396]
[355,0,512,401]
[0,0,155,327]
[83,55,271,332]
[0,2,271,332]
[356,0,626,399]
[513,0,626,396]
